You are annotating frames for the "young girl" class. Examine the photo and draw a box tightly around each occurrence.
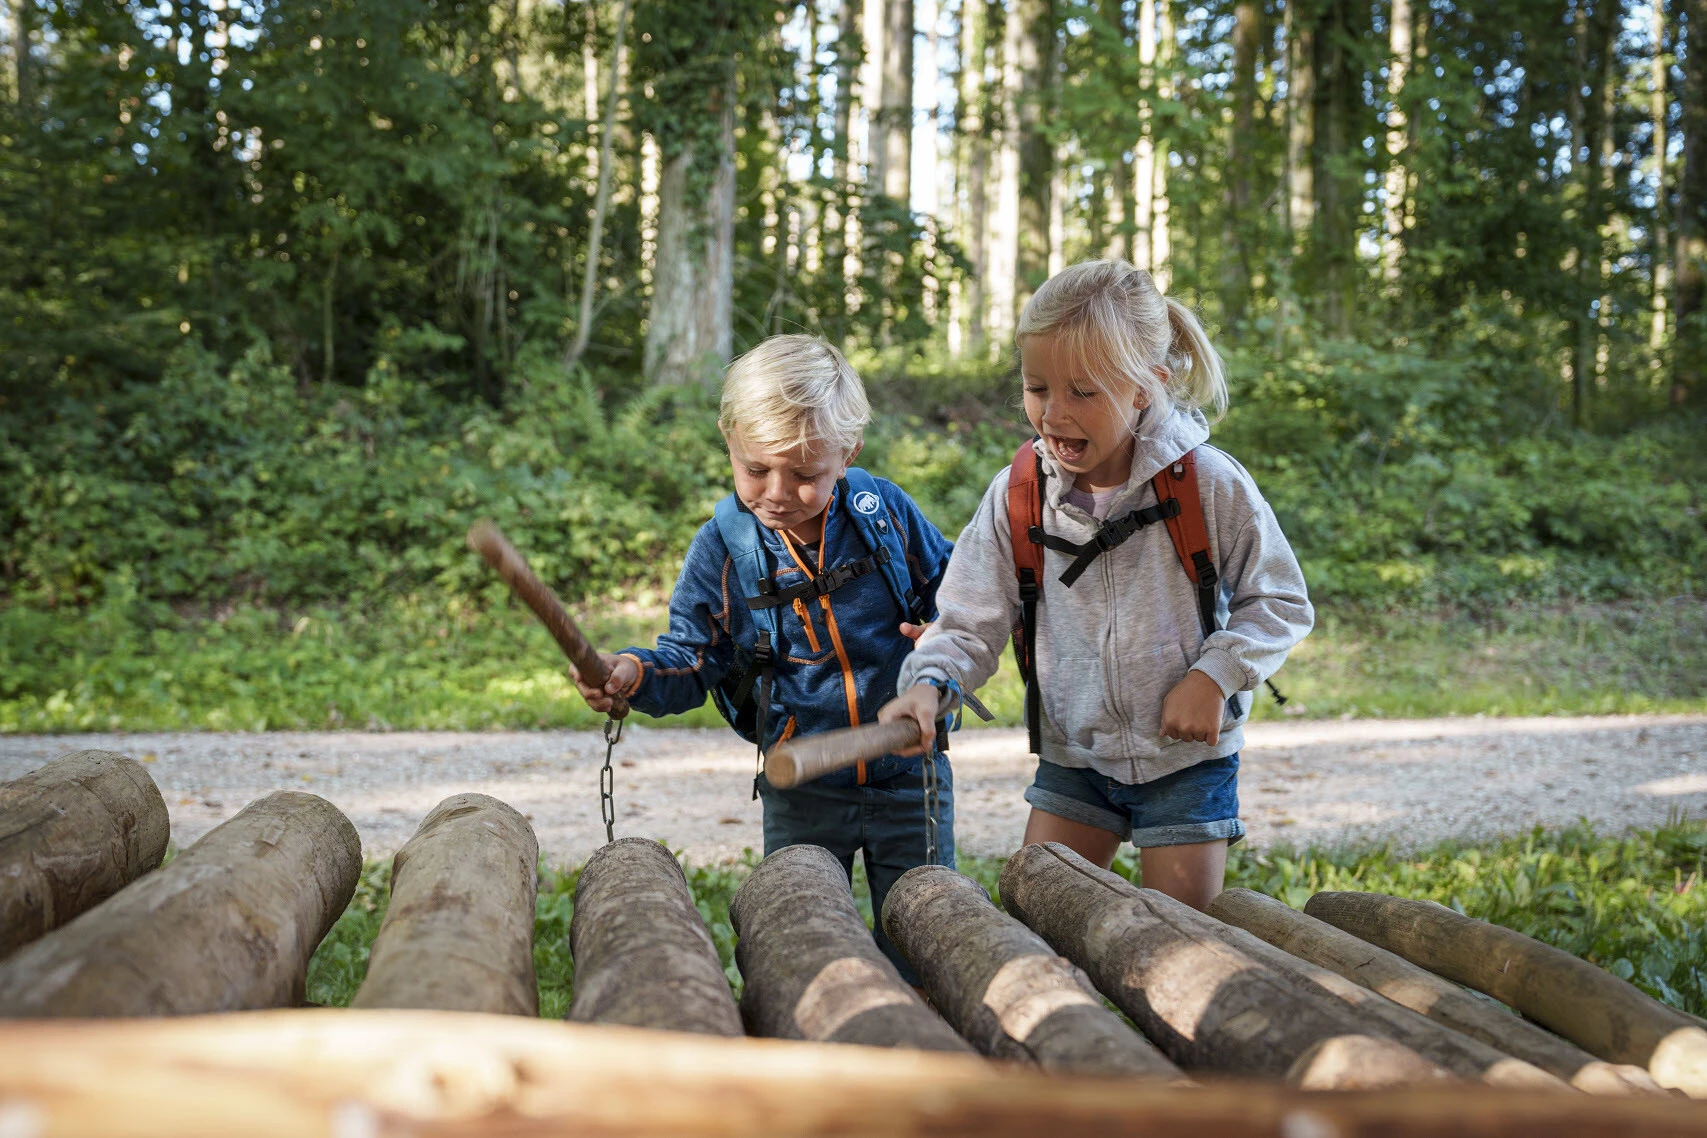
[878,260,1313,910]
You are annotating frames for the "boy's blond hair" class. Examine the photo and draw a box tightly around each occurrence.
[1017,259,1229,423]
[718,335,870,457]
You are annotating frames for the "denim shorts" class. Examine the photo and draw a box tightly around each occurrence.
[1023,754,1245,847]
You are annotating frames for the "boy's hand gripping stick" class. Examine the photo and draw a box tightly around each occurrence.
[466,519,629,721]
[764,689,956,790]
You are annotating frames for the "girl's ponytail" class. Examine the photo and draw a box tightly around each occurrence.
[1163,295,1228,423]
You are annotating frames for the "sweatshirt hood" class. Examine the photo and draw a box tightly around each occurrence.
[1037,406,1211,511]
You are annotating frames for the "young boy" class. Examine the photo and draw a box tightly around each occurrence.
[574,334,955,981]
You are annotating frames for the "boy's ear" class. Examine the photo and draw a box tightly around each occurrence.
[845,439,865,468]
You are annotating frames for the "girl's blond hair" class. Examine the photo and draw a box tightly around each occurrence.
[1015,260,1228,423]
[718,334,870,456]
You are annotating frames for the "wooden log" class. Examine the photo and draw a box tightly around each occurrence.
[0,749,169,958]
[729,844,972,1052]
[1163,888,1569,1091]
[352,793,539,1015]
[0,791,360,1017]
[1210,888,1663,1096]
[998,842,1446,1085]
[566,837,741,1036]
[1286,1034,1455,1090]
[4,1012,1707,1138]
[1306,890,1707,1098]
[880,863,1183,1078]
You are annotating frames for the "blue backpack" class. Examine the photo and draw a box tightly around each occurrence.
[709,468,923,752]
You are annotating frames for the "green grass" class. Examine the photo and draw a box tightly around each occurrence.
[5,594,1705,734]
[307,818,1707,1018]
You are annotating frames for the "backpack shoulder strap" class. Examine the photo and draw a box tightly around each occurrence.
[712,495,780,644]
[1005,439,1046,755]
[837,468,924,623]
[1152,449,1219,639]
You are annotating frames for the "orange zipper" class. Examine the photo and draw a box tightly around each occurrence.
[780,506,868,784]
[792,597,822,653]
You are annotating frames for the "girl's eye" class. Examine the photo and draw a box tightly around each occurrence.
[746,467,767,477]
[1072,389,1098,399]
[1024,385,1047,395]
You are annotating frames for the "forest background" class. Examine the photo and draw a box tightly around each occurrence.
[2,0,1706,733]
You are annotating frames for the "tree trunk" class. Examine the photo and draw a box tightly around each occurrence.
[1675,0,1707,406]
[1014,0,1054,307]
[565,0,632,370]
[1380,0,1412,286]
[1151,0,1173,291]
[12,0,32,113]
[0,751,168,959]
[881,864,1183,1077]
[567,837,742,1036]
[12,1011,1707,1138]
[957,0,989,350]
[1652,0,1671,354]
[1210,889,1662,1096]
[987,0,1022,340]
[877,0,914,203]
[997,843,1444,1084]
[730,844,971,1052]
[1285,0,1315,250]
[1313,0,1359,336]
[1222,0,1260,323]
[351,794,538,1016]
[1305,890,1707,1096]
[0,792,359,1017]
[1128,0,1155,268]
[644,80,736,387]
[1568,0,1597,422]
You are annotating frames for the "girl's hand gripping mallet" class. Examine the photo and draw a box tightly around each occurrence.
[466,519,630,720]
[763,686,956,790]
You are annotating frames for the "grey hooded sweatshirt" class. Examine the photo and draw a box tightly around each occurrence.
[898,407,1314,785]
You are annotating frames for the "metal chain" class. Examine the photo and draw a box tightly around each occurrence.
[922,745,940,867]
[600,716,623,844]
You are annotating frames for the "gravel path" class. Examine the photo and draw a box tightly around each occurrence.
[3,715,1704,867]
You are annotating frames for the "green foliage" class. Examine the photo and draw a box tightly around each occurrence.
[7,591,1704,733]
[304,820,1707,1017]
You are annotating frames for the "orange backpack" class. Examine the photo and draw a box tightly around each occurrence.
[1006,440,1276,754]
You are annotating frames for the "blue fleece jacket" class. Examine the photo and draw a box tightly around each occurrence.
[620,475,954,788]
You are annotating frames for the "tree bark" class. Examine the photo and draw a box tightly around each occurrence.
[567,837,741,1036]
[1150,0,1173,290]
[1128,0,1156,269]
[1675,0,1707,405]
[1287,1034,1453,1090]
[957,0,989,350]
[0,751,168,959]
[351,794,538,1016]
[1014,0,1054,307]
[644,80,736,387]
[0,791,359,1017]
[998,843,1444,1084]
[1306,890,1707,1097]
[564,0,632,370]
[1652,0,1671,354]
[11,1011,1707,1138]
[1285,0,1315,249]
[1380,0,1412,286]
[730,844,971,1052]
[1314,0,1359,336]
[987,0,1022,339]
[1222,0,1260,323]
[1211,889,1662,1096]
[881,864,1182,1077]
[876,0,914,203]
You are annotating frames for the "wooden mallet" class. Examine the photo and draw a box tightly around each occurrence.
[467,519,629,720]
[763,689,956,789]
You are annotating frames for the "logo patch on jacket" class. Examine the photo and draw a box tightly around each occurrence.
[852,490,881,515]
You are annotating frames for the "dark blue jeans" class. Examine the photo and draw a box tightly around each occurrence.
[758,752,955,985]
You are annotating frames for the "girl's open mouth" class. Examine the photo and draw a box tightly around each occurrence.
[1048,435,1089,464]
